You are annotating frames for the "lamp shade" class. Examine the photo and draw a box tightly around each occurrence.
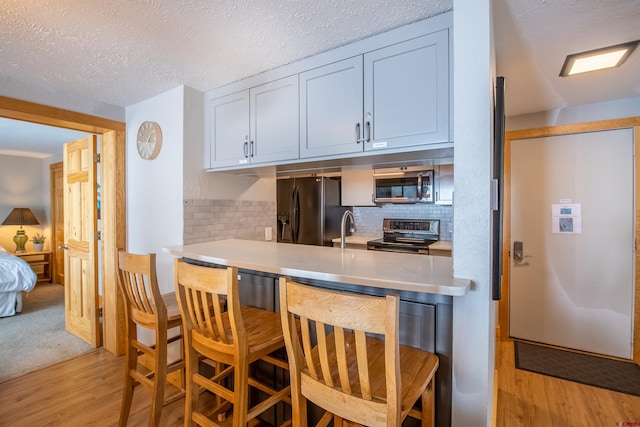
[2,208,40,227]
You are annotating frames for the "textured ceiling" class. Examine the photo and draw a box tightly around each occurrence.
[1,0,639,157]
[0,0,451,107]
[493,0,640,116]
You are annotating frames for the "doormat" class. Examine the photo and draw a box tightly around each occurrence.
[514,341,640,397]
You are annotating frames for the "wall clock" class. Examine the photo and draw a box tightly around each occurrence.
[136,121,162,160]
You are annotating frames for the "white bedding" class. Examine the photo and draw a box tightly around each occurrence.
[0,245,37,317]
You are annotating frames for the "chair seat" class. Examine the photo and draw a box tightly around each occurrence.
[304,332,438,417]
[192,305,285,363]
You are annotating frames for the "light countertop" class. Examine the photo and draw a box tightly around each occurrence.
[164,239,469,296]
[429,241,452,251]
[330,235,378,245]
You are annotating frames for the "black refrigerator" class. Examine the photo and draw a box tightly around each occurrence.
[277,177,348,246]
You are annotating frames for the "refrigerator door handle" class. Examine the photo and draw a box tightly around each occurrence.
[291,185,300,243]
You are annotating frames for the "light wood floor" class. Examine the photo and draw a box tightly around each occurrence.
[2,338,640,426]
[0,349,188,427]
[496,335,640,427]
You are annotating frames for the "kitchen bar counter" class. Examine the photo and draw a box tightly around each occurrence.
[164,239,469,296]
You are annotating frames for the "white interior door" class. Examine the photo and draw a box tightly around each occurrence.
[509,128,635,359]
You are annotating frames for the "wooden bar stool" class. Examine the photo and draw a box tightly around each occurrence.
[279,277,439,427]
[117,251,185,427]
[174,259,291,427]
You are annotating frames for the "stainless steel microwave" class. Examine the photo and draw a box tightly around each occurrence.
[373,169,434,203]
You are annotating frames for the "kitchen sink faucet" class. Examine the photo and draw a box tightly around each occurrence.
[340,210,356,249]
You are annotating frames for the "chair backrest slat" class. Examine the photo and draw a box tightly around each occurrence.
[315,320,334,388]
[299,317,318,381]
[355,330,372,400]
[334,326,352,394]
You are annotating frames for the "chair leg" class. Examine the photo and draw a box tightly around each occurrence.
[149,328,168,427]
[183,343,199,427]
[233,363,249,427]
[421,379,435,427]
[119,325,137,427]
[288,373,307,427]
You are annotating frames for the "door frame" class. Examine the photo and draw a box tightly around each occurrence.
[0,96,127,355]
[50,162,63,285]
[499,116,640,363]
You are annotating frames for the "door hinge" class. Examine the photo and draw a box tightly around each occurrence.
[97,307,103,317]
[96,231,101,240]
[94,153,101,163]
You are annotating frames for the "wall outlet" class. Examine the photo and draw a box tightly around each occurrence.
[265,227,272,241]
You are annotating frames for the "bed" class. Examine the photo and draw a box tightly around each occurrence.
[0,245,37,317]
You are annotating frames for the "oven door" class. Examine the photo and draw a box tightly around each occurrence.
[366,239,430,255]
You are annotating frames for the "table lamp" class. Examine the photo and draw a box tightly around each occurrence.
[2,208,40,253]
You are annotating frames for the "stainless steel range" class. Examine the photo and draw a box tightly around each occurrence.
[367,218,440,254]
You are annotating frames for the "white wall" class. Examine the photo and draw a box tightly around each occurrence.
[125,86,185,294]
[0,155,49,252]
[507,96,640,130]
[452,0,495,425]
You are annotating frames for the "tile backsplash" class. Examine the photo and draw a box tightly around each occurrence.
[183,199,452,244]
[183,199,277,245]
[353,204,453,241]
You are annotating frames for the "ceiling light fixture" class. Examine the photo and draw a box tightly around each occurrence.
[559,40,639,77]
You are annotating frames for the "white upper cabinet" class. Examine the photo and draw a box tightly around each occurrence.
[299,57,364,158]
[207,90,250,168]
[341,168,376,206]
[300,29,449,159]
[363,31,449,151]
[250,76,299,164]
[206,75,299,168]
[435,164,453,205]
[204,13,452,171]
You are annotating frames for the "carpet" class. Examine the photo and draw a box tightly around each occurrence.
[0,283,94,382]
[514,341,640,396]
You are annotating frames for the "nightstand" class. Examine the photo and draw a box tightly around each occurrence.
[15,251,52,284]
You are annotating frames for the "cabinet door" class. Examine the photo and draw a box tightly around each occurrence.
[299,56,364,158]
[237,272,275,311]
[207,90,250,168]
[364,29,449,151]
[250,75,300,164]
[340,168,376,206]
[436,164,453,205]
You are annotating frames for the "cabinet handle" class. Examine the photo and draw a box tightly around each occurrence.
[244,141,248,157]
[250,141,254,157]
[366,121,371,142]
[355,123,368,143]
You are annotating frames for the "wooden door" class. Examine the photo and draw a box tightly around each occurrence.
[50,162,64,285]
[64,135,100,347]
